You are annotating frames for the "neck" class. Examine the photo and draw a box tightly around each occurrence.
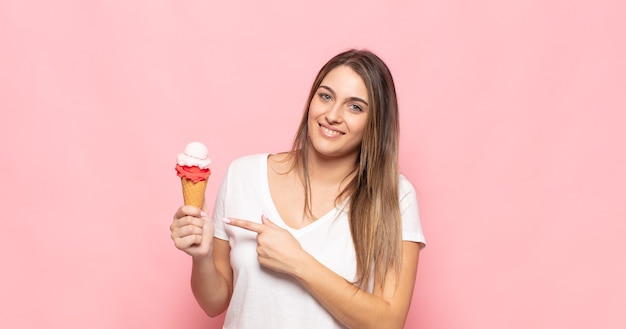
[304,145,358,186]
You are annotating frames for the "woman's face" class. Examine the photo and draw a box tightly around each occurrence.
[307,65,369,160]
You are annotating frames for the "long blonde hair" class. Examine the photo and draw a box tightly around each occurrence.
[289,49,402,287]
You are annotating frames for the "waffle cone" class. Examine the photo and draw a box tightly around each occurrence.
[181,178,208,208]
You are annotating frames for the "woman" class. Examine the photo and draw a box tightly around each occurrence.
[170,49,425,328]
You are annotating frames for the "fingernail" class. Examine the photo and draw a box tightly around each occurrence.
[200,211,208,218]
[221,217,231,224]
[261,211,269,219]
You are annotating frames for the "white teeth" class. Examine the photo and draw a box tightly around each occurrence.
[321,125,342,136]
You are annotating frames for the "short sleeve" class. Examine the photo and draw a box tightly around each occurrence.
[211,167,229,241]
[399,175,426,247]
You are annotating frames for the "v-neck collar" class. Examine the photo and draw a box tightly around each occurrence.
[260,153,348,236]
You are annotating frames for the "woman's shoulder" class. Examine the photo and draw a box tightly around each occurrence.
[228,153,269,169]
[398,174,416,195]
[226,152,294,173]
[221,153,269,185]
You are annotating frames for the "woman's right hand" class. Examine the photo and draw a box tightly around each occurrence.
[170,205,214,258]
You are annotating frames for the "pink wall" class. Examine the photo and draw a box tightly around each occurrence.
[1,1,624,328]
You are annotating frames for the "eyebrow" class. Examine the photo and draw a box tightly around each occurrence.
[319,85,369,106]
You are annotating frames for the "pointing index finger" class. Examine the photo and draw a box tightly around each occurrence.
[222,217,265,233]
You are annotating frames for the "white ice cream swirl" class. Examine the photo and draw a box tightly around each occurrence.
[177,142,211,169]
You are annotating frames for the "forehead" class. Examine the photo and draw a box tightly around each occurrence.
[320,66,368,99]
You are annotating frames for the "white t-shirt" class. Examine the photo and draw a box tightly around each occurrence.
[212,154,425,329]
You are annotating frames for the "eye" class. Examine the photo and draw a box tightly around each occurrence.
[349,103,364,112]
[318,93,332,101]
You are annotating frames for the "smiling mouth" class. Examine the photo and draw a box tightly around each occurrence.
[319,123,345,136]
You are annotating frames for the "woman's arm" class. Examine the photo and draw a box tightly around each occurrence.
[190,238,233,317]
[297,241,421,329]
[171,206,233,317]
[224,215,421,329]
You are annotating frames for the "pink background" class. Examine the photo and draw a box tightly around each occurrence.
[1,1,625,328]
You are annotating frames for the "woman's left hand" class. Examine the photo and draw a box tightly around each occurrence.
[222,214,306,275]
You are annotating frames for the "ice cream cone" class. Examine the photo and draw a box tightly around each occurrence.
[176,142,211,208]
[181,177,208,208]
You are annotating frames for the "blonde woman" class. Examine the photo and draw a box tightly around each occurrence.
[171,49,425,328]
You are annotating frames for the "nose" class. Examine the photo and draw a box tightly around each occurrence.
[325,104,342,124]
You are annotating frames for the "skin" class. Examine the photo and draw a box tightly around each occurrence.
[270,65,370,227]
[170,65,421,328]
[307,65,369,163]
